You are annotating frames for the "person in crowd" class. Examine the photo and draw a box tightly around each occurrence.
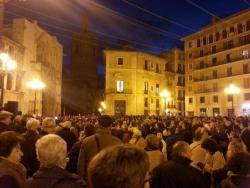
[39,117,56,136]
[27,134,85,188]
[0,131,27,188]
[56,121,77,152]
[145,134,165,175]
[220,152,250,188]
[190,128,208,165]
[67,123,95,173]
[87,144,149,188]
[240,127,250,152]
[12,115,27,134]
[0,111,13,133]
[150,141,210,188]
[77,115,122,178]
[201,138,226,172]
[129,127,147,149]
[157,132,167,159]
[21,118,41,177]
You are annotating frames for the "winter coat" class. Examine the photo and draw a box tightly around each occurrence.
[220,174,250,188]
[21,130,40,177]
[77,128,122,178]
[0,157,27,188]
[0,122,11,133]
[27,166,86,188]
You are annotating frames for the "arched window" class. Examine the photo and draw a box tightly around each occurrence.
[237,24,243,34]
[246,20,250,31]
[215,32,220,41]
[222,30,227,39]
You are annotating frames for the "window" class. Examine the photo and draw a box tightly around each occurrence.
[209,34,213,43]
[224,40,234,49]
[230,27,235,33]
[151,98,153,104]
[156,99,160,108]
[213,96,218,103]
[200,61,204,69]
[188,87,192,92]
[222,30,227,39]
[247,20,250,31]
[212,46,216,53]
[244,93,250,100]
[213,70,217,79]
[228,95,233,102]
[237,24,243,34]
[189,41,192,48]
[144,82,148,94]
[243,50,249,59]
[117,58,123,65]
[6,73,12,90]
[212,57,217,65]
[197,39,201,47]
[203,37,207,45]
[227,67,232,76]
[189,53,192,59]
[243,78,250,89]
[144,60,148,70]
[116,80,124,92]
[200,50,203,57]
[156,84,159,96]
[165,63,168,71]
[215,32,220,41]
[156,64,159,73]
[189,75,193,81]
[226,54,231,62]
[189,97,193,104]
[144,98,148,107]
[243,64,249,74]
[200,96,205,103]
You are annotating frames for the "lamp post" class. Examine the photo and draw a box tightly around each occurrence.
[224,84,240,117]
[0,53,17,109]
[160,89,171,116]
[26,79,46,115]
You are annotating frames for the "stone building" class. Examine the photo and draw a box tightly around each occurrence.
[182,9,250,116]
[1,18,63,116]
[104,50,176,116]
[65,18,102,114]
[160,48,185,115]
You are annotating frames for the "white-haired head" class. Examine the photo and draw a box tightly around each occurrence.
[42,117,56,134]
[36,134,68,168]
[26,118,40,131]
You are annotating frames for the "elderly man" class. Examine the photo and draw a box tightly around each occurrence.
[78,115,122,178]
[0,111,13,133]
[27,134,85,188]
[88,145,149,188]
[21,118,41,177]
[150,141,210,188]
[39,117,56,136]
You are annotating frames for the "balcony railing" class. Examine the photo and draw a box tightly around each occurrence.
[177,82,185,87]
[195,56,249,70]
[106,89,133,94]
[193,36,250,59]
[194,70,250,82]
[176,69,185,74]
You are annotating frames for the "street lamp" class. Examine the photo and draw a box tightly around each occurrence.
[26,79,46,115]
[160,89,171,115]
[224,84,240,117]
[0,53,17,108]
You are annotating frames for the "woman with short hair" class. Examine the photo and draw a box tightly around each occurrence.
[28,134,85,188]
[0,131,27,188]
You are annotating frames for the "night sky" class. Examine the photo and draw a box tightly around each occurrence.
[4,0,250,74]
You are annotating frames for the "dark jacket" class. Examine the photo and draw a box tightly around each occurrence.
[56,128,77,152]
[0,122,11,133]
[21,130,41,177]
[220,175,250,188]
[0,157,27,188]
[27,166,86,188]
[77,128,122,178]
[150,156,210,188]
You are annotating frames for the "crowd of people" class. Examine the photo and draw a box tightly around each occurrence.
[0,110,249,188]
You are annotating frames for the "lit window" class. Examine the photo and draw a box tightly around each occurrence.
[117,58,123,65]
[116,80,124,92]
[144,82,148,94]
[156,84,159,95]
[243,50,249,59]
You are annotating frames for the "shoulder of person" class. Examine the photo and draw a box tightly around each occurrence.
[0,175,20,188]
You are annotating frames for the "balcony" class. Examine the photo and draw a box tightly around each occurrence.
[176,69,185,74]
[194,89,213,94]
[194,56,250,71]
[193,35,250,59]
[177,97,185,100]
[177,82,185,87]
[105,89,133,94]
[194,70,250,83]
